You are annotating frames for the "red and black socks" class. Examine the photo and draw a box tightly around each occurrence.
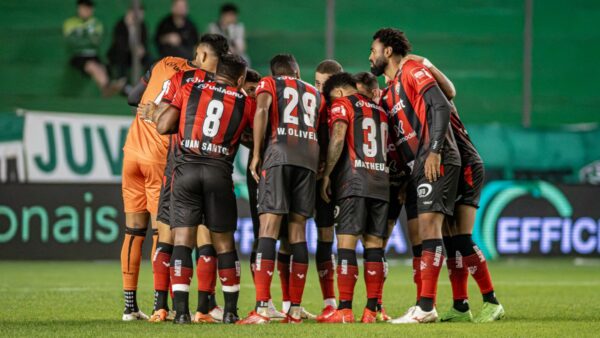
[412,244,423,304]
[337,248,358,310]
[170,245,193,315]
[444,236,469,312]
[195,245,217,314]
[289,242,309,307]
[277,252,291,305]
[152,242,173,311]
[454,234,498,304]
[364,248,384,312]
[254,237,276,309]
[419,239,445,312]
[218,250,241,315]
[316,240,336,303]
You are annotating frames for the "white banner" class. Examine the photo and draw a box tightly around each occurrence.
[24,111,132,183]
[0,141,25,183]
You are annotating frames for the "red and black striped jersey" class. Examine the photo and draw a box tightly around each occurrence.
[162,68,214,104]
[256,75,326,173]
[450,106,482,165]
[170,81,255,171]
[161,68,215,156]
[381,60,460,172]
[329,94,389,201]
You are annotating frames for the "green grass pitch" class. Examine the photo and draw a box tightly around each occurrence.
[1,259,599,337]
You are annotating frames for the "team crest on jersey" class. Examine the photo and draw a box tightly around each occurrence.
[411,67,433,85]
[332,105,346,116]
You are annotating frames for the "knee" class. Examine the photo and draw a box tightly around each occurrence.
[363,235,383,249]
[317,226,334,242]
[258,223,279,238]
[173,229,195,247]
[212,233,235,254]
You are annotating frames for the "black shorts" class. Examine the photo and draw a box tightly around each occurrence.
[314,178,335,228]
[413,164,460,216]
[156,155,174,225]
[334,196,388,238]
[257,165,315,218]
[170,163,237,232]
[387,180,418,221]
[69,56,101,74]
[456,163,485,208]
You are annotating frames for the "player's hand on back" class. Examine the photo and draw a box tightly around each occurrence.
[424,152,441,182]
[139,102,158,122]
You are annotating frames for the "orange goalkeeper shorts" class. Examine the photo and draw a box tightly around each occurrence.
[121,152,166,215]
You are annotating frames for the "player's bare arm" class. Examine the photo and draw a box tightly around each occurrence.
[423,85,452,182]
[155,106,180,135]
[249,91,272,182]
[321,120,348,203]
[403,54,456,100]
[127,79,148,107]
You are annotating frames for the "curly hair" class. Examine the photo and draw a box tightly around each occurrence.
[373,28,412,57]
[322,72,357,104]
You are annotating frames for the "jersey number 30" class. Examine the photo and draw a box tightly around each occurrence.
[362,118,388,160]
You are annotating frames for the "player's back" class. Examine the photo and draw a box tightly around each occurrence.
[170,81,253,171]
[124,56,196,163]
[330,94,389,201]
[256,75,325,173]
[449,106,482,165]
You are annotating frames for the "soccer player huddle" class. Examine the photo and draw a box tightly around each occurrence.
[119,29,505,325]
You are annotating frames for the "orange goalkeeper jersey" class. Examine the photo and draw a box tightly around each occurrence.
[123,56,196,163]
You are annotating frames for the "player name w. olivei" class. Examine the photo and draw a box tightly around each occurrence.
[181,139,230,155]
[277,127,317,141]
[354,159,388,172]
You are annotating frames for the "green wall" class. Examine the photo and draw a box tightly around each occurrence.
[0,0,599,125]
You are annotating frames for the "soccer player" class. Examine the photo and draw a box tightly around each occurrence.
[242,69,287,320]
[369,28,461,324]
[122,33,229,322]
[238,54,326,324]
[154,53,253,324]
[139,34,230,323]
[312,59,343,320]
[318,73,388,324]
[399,55,504,322]
[354,71,415,322]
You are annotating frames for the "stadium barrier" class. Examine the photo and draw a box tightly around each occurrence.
[0,110,599,259]
[1,181,598,260]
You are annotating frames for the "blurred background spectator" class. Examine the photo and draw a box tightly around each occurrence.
[208,3,249,64]
[107,5,151,89]
[155,0,198,59]
[63,0,123,96]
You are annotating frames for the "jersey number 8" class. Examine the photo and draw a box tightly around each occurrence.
[203,100,224,137]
